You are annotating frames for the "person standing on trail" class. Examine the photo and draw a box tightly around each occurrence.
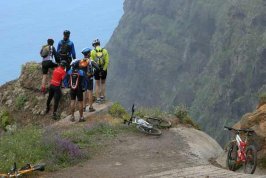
[57,30,76,71]
[90,39,109,103]
[40,38,59,94]
[63,63,86,122]
[45,61,67,120]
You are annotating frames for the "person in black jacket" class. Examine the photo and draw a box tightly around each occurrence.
[40,38,59,94]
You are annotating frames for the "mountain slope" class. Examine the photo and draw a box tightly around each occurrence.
[106,0,266,144]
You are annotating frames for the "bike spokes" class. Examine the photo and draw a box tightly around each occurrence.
[244,145,257,174]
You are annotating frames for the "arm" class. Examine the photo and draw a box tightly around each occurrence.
[57,41,61,52]
[70,42,76,59]
[52,46,60,63]
[103,49,109,71]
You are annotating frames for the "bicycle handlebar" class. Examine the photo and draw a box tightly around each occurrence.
[224,126,255,134]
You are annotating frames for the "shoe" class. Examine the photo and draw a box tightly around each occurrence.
[96,98,101,104]
[52,112,60,120]
[89,107,95,112]
[79,117,85,122]
[100,96,105,102]
[70,116,75,122]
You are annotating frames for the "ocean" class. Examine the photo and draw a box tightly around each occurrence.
[0,0,124,85]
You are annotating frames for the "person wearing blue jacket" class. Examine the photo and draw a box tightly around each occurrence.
[63,65,86,122]
[57,30,76,70]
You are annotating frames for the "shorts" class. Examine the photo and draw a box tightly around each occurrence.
[42,60,58,74]
[70,88,83,101]
[84,78,94,91]
[94,69,107,80]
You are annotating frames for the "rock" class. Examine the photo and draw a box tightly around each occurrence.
[60,111,68,118]
[5,99,12,107]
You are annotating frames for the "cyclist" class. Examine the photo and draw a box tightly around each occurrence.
[81,48,99,112]
[64,63,86,122]
[57,30,76,70]
[40,38,59,94]
[45,61,67,120]
[90,39,109,103]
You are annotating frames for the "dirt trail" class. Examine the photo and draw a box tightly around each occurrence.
[42,103,265,178]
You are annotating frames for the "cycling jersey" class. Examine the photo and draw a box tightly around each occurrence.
[90,46,109,71]
[50,66,66,86]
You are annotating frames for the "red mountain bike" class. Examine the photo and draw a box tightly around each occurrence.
[224,126,257,174]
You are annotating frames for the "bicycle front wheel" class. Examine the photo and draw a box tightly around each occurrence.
[146,117,171,128]
[227,142,238,171]
[244,145,257,174]
[137,125,162,136]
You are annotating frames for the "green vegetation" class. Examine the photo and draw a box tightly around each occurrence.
[258,92,266,106]
[0,109,12,131]
[173,105,200,130]
[0,122,124,172]
[109,102,129,119]
[15,95,27,110]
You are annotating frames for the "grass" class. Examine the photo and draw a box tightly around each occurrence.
[108,102,129,119]
[0,121,125,172]
[15,95,27,110]
[0,109,12,131]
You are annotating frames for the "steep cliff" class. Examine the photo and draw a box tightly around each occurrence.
[106,0,266,144]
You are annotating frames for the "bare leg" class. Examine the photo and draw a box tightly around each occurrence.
[78,101,83,118]
[83,91,88,110]
[42,74,47,88]
[101,79,106,98]
[95,80,100,100]
[70,100,76,117]
[88,90,93,108]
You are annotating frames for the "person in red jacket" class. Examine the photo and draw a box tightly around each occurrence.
[45,61,67,119]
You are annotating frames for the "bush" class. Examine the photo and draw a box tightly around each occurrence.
[135,107,166,118]
[15,95,27,110]
[173,105,200,130]
[109,102,129,119]
[259,92,266,106]
[0,109,11,130]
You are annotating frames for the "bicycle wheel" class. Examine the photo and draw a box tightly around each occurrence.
[227,142,238,171]
[244,145,257,174]
[32,164,45,171]
[137,125,162,136]
[146,117,171,128]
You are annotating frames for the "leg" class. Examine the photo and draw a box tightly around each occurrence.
[42,74,47,88]
[70,100,76,117]
[83,90,88,111]
[53,86,61,114]
[95,80,101,102]
[77,88,85,122]
[46,85,54,113]
[78,101,83,118]
[101,79,106,98]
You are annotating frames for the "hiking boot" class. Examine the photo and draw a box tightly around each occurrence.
[89,107,95,112]
[70,116,75,122]
[52,112,60,120]
[100,96,105,102]
[79,117,85,122]
[96,98,101,104]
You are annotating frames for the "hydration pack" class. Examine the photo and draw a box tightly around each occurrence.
[94,48,105,67]
[40,45,52,58]
[60,41,71,56]
[70,69,80,90]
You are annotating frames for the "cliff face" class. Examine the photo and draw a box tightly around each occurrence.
[106,0,266,144]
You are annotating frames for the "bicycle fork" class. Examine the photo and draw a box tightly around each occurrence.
[236,134,246,162]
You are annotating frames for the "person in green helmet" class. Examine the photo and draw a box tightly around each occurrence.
[91,39,109,103]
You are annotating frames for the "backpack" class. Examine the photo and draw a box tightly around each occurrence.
[70,69,80,90]
[94,48,105,67]
[40,45,51,58]
[59,41,71,56]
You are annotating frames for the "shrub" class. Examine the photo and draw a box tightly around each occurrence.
[0,109,11,130]
[259,92,266,106]
[109,102,129,119]
[15,95,27,110]
[173,105,200,130]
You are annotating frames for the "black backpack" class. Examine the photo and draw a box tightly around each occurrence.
[60,41,71,56]
[70,69,80,90]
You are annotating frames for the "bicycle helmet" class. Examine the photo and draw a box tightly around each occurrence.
[47,38,54,45]
[63,30,70,36]
[81,47,91,56]
[60,60,68,68]
[92,39,100,47]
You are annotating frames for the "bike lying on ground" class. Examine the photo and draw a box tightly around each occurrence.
[144,116,171,129]
[124,104,162,136]
[224,126,257,174]
[0,162,45,177]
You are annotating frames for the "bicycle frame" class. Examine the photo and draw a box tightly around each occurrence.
[235,133,247,163]
[132,117,153,129]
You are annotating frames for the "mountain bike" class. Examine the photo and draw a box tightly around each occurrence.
[224,126,257,174]
[124,104,162,136]
[144,116,171,129]
[0,162,45,177]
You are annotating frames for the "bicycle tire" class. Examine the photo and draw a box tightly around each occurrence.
[244,145,257,174]
[227,142,238,171]
[32,164,45,172]
[136,125,162,136]
[146,117,171,129]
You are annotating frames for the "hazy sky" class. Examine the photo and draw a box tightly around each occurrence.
[0,0,124,84]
